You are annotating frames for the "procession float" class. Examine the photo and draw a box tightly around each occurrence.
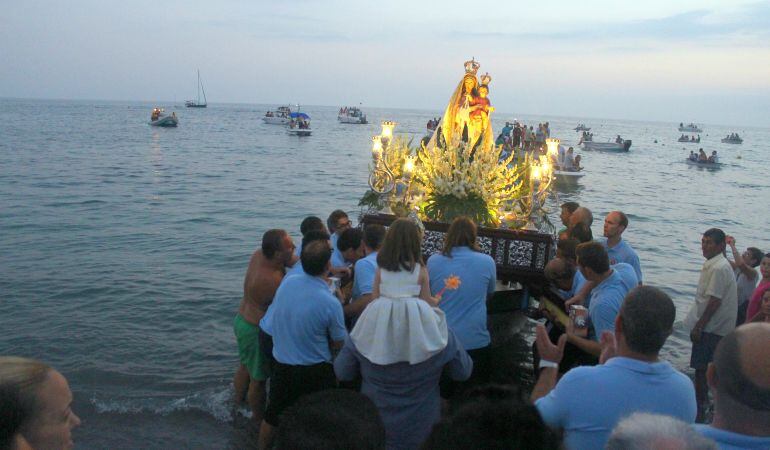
[359,59,563,311]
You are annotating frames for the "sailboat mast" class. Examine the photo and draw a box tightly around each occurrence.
[197,70,201,104]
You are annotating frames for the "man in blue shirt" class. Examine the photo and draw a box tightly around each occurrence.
[566,242,632,357]
[599,211,643,284]
[344,224,386,320]
[694,323,770,450]
[542,257,596,373]
[292,215,326,257]
[258,240,348,449]
[326,209,351,269]
[284,229,331,280]
[532,286,696,450]
[331,227,364,270]
[426,217,496,397]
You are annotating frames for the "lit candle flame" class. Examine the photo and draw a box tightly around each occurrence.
[381,121,396,140]
[403,156,415,174]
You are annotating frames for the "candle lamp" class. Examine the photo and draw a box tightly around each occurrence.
[381,121,397,143]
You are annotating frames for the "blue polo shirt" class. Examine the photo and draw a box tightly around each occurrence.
[284,260,304,280]
[599,237,643,284]
[612,263,639,293]
[560,270,587,300]
[694,424,770,450]
[427,247,496,350]
[536,357,696,450]
[587,270,627,340]
[260,273,347,365]
[352,251,378,300]
[330,233,344,267]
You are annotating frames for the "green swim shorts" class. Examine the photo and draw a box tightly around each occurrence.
[234,314,267,381]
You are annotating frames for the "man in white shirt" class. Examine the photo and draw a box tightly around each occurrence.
[684,228,738,422]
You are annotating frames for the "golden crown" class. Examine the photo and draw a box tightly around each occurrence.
[480,72,491,86]
[464,58,480,76]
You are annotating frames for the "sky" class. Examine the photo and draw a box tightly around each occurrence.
[2,0,770,126]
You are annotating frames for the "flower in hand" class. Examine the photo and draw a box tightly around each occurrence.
[435,275,461,301]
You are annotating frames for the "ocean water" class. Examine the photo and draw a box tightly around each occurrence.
[1,98,768,448]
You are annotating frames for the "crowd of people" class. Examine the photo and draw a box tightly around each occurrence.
[3,207,769,449]
[496,121,551,153]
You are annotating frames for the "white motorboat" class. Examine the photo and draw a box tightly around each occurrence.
[554,169,585,179]
[287,111,311,136]
[582,139,631,152]
[721,134,743,144]
[263,106,292,124]
[338,106,367,124]
[574,124,591,132]
[148,108,178,127]
[678,123,703,133]
[686,159,722,169]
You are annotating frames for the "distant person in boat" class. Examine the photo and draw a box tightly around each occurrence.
[234,229,296,426]
[563,148,576,170]
[151,108,160,121]
[709,151,719,163]
[698,149,708,162]
[615,135,623,144]
[689,151,698,161]
[574,154,582,170]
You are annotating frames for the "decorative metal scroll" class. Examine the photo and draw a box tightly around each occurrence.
[359,213,555,285]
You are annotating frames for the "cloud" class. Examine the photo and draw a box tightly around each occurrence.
[446,2,770,49]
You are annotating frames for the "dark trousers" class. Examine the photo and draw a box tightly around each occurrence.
[264,361,336,426]
[440,345,492,400]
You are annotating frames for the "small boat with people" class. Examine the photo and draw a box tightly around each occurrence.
[574,124,591,132]
[184,70,207,108]
[148,108,178,127]
[678,134,701,143]
[578,131,593,144]
[338,106,367,124]
[721,133,743,144]
[287,111,311,136]
[263,106,292,124]
[581,135,631,152]
[678,122,703,133]
[686,149,721,168]
[552,145,585,181]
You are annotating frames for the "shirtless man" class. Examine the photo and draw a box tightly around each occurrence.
[233,229,296,424]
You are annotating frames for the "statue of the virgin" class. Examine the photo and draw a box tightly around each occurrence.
[424,59,494,153]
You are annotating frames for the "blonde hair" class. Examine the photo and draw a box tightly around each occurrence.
[0,356,52,426]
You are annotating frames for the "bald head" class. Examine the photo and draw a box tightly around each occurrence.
[569,207,593,228]
[710,323,770,428]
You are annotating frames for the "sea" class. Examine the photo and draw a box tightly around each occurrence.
[1,98,768,448]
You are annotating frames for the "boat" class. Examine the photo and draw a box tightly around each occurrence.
[685,159,722,169]
[184,70,207,108]
[678,123,703,133]
[148,108,178,127]
[678,135,700,143]
[338,106,367,124]
[721,134,743,144]
[582,139,632,152]
[554,168,585,179]
[574,124,591,132]
[263,106,292,124]
[287,111,311,136]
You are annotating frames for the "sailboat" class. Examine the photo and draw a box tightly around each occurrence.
[185,70,207,108]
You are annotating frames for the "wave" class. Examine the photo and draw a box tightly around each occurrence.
[90,386,236,422]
